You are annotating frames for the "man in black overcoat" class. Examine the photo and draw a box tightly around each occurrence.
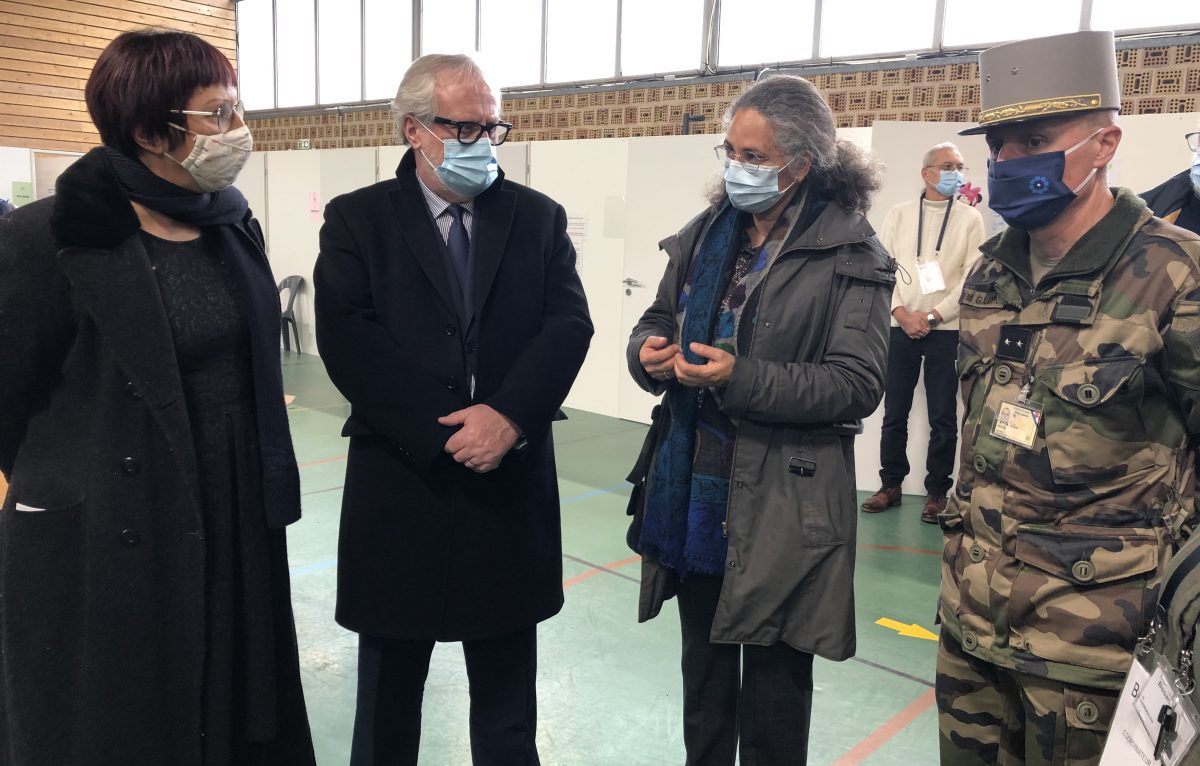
[314,53,593,766]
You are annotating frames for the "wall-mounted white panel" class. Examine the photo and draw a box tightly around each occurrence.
[528,139,631,418]
[0,147,32,207]
[238,151,268,248]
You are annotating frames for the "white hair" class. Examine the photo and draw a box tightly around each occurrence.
[923,142,961,168]
[391,54,497,145]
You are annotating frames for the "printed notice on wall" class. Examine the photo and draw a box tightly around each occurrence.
[567,216,586,276]
[11,181,32,207]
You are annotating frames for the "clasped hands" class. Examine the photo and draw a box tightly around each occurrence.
[439,404,520,474]
[639,335,735,388]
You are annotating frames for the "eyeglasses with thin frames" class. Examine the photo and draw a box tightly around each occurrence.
[433,116,513,146]
[925,162,969,173]
[713,145,781,176]
[1187,132,1199,152]
[169,100,245,133]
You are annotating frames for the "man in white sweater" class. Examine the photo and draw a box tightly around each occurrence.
[861,142,986,523]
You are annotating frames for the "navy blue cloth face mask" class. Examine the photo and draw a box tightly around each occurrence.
[987,128,1102,230]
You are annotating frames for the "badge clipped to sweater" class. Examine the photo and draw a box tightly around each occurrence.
[915,193,952,295]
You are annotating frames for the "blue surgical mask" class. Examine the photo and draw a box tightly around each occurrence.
[724,159,795,214]
[986,128,1102,231]
[418,119,498,199]
[936,170,964,197]
[1191,150,1199,195]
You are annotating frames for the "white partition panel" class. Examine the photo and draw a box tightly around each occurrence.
[264,148,376,356]
[618,133,722,423]
[528,139,631,417]
[238,152,268,248]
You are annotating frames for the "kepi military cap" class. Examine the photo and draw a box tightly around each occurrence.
[960,30,1120,136]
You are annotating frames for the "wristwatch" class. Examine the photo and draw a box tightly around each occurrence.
[926,311,939,328]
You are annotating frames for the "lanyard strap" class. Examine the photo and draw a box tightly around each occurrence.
[915,192,954,262]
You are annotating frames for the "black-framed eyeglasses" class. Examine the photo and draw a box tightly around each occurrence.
[433,116,513,146]
[1187,132,1199,152]
[169,100,245,133]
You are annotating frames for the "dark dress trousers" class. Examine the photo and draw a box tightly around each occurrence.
[314,149,593,642]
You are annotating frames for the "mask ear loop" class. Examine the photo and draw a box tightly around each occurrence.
[1064,127,1106,195]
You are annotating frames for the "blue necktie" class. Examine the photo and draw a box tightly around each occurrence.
[445,204,472,317]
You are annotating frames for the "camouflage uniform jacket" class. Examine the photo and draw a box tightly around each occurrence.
[939,188,1200,690]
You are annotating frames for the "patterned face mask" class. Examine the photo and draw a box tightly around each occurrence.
[986,128,1102,231]
[166,123,254,192]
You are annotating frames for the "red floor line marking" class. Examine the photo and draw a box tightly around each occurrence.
[562,555,641,590]
[830,688,936,766]
[297,454,348,469]
[858,543,942,556]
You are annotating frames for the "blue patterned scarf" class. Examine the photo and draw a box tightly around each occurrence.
[638,203,740,574]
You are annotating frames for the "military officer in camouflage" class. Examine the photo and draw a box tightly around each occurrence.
[936,30,1200,765]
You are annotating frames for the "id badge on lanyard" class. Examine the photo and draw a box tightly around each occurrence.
[1101,644,1200,765]
[916,194,952,296]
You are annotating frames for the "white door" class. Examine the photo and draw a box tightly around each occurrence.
[617,133,722,423]
[528,138,631,417]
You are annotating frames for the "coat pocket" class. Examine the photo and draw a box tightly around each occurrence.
[1010,523,1161,674]
[1039,357,1153,485]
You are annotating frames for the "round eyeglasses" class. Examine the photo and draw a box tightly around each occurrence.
[434,116,513,146]
[169,100,245,133]
[1187,132,1199,152]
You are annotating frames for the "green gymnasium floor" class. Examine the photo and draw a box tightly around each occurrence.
[282,353,943,765]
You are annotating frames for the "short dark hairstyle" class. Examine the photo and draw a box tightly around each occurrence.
[85,29,237,157]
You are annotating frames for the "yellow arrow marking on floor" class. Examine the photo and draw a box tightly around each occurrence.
[875,618,938,641]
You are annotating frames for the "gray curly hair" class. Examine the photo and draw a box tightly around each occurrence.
[718,75,882,212]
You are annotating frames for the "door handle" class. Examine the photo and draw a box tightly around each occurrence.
[622,277,643,287]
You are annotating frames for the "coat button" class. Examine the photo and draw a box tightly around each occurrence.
[121,457,141,475]
[973,454,988,474]
[962,631,979,651]
[994,364,1013,385]
[727,560,737,569]
[735,480,744,488]
[443,376,458,391]
[125,381,142,400]
[1072,560,1095,583]
[763,321,771,328]
[1076,700,1099,725]
[1077,383,1100,405]
[445,324,457,336]
[968,543,985,563]
[119,529,140,548]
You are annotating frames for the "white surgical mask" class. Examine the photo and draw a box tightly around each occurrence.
[166,123,254,192]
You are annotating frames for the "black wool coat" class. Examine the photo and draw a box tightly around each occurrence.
[315,150,593,641]
[0,150,310,766]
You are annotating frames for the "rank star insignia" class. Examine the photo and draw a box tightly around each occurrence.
[997,325,1035,362]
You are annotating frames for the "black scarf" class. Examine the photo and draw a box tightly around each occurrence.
[102,148,301,529]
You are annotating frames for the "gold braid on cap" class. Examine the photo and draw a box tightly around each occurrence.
[979,94,1103,126]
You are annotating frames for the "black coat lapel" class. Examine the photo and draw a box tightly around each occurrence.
[56,238,198,466]
[389,153,460,320]
[471,181,517,323]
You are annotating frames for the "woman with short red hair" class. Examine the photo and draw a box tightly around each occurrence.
[0,29,315,766]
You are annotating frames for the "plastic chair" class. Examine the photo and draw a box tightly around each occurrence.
[278,275,304,353]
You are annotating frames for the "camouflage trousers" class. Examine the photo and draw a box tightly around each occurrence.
[936,632,1120,765]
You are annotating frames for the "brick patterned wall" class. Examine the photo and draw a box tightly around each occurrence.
[248,42,1200,152]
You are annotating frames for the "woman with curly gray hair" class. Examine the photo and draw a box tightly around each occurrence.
[626,74,894,765]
